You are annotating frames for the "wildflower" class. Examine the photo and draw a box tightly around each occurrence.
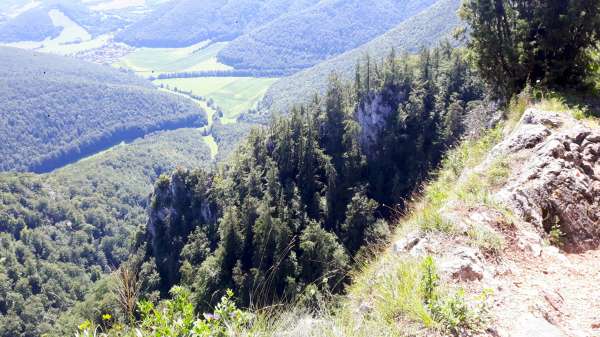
[102,314,112,321]
[78,320,92,331]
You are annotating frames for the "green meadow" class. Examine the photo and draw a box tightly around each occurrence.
[155,77,279,118]
[117,41,232,76]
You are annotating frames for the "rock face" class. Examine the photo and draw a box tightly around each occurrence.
[356,91,406,157]
[147,169,219,291]
[440,246,485,281]
[497,109,600,252]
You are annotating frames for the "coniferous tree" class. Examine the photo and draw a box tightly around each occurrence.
[461,0,600,98]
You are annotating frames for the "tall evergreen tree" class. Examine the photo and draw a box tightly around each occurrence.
[461,0,600,98]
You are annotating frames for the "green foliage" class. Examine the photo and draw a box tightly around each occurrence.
[429,288,491,335]
[262,0,463,113]
[76,288,250,337]
[348,255,490,335]
[419,257,491,335]
[420,256,439,306]
[0,7,61,42]
[115,0,320,48]
[547,221,565,248]
[0,129,212,337]
[141,46,484,313]
[217,0,437,71]
[461,0,600,99]
[0,47,207,172]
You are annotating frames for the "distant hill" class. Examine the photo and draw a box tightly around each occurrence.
[261,0,462,113]
[0,47,207,172]
[115,0,320,48]
[0,7,62,42]
[216,0,437,72]
[0,1,126,43]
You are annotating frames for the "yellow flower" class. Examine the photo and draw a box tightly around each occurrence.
[78,320,92,331]
[102,313,112,321]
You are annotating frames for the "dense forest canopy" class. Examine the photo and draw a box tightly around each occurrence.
[216,0,437,72]
[0,129,213,337]
[260,0,461,113]
[0,47,207,172]
[0,0,127,43]
[136,45,484,313]
[115,0,321,48]
[0,7,62,42]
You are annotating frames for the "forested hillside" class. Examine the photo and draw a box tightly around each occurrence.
[0,1,126,43]
[217,0,436,72]
[0,47,207,172]
[0,128,213,337]
[261,0,461,113]
[115,0,320,48]
[132,45,483,316]
[0,7,62,42]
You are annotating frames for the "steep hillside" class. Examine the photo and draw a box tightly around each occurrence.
[261,0,461,113]
[0,128,212,337]
[0,47,207,172]
[216,0,437,72]
[115,0,320,48]
[65,46,482,337]
[282,100,600,336]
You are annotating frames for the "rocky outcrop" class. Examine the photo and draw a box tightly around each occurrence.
[496,109,600,252]
[146,169,219,292]
[356,91,406,156]
[391,108,600,336]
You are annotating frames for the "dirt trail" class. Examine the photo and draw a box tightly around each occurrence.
[490,245,600,337]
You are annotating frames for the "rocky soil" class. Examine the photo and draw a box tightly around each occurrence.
[396,108,600,336]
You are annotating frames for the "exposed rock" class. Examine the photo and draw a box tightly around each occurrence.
[516,230,543,257]
[504,314,565,337]
[440,246,485,281]
[496,109,600,252]
[409,236,437,257]
[393,231,421,253]
[393,231,441,257]
[521,109,563,128]
[357,92,404,156]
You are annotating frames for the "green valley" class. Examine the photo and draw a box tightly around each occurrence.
[0,47,208,172]
[2,1,598,337]
[0,127,213,337]
[116,41,232,76]
[155,77,279,120]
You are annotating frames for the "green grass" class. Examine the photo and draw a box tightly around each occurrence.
[117,41,232,75]
[155,77,279,118]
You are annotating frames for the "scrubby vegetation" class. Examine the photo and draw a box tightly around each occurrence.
[217,0,437,71]
[0,47,207,172]
[261,0,461,113]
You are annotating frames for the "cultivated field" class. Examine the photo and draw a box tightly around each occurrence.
[117,40,232,76]
[155,77,278,119]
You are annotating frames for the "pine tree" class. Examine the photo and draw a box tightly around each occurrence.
[461,0,600,98]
